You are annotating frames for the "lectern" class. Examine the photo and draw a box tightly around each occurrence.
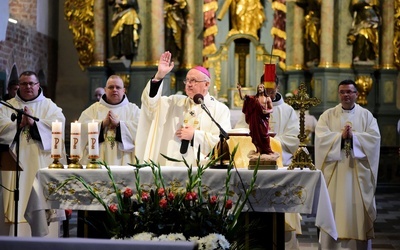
[0,145,21,171]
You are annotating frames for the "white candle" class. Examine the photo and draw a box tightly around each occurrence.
[70,121,81,158]
[51,120,62,158]
[88,120,99,157]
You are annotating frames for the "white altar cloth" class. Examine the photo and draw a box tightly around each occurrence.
[25,166,337,240]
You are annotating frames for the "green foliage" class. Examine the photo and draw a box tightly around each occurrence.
[56,145,259,244]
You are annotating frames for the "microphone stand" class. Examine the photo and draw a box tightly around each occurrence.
[0,100,39,236]
[199,103,230,169]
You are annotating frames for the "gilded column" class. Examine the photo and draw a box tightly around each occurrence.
[336,0,353,68]
[93,0,106,66]
[285,1,294,69]
[319,0,334,67]
[381,0,395,69]
[182,0,195,68]
[395,0,400,68]
[151,0,165,64]
[292,3,304,70]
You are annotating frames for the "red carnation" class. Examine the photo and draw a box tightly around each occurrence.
[123,187,133,198]
[141,192,149,202]
[167,192,175,201]
[157,188,165,197]
[191,191,198,201]
[109,203,118,213]
[159,198,168,209]
[225,199,233,210]
[185,192,193,201]
[209,195,218,205]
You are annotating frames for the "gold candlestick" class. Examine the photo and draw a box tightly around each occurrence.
[49,156,64,169]
[68,156,83,169]
[86,155,101,169]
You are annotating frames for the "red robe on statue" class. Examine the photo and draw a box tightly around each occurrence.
[242,95,273,155]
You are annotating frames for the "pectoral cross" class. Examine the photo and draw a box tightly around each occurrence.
[285,83,321,170]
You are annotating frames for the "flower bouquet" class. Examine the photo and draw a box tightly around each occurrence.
[55,146,260,249]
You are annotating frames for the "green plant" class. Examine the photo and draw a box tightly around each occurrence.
[55,145,259,248]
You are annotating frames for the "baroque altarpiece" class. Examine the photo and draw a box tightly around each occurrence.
[64,0,400,146]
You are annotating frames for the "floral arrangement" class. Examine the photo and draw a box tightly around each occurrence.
[55,146,259,250]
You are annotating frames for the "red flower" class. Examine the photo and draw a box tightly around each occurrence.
[225,199,233,210]
[209,195,218,205]
[109,203,118,213]
[159,198,168,209]
[141,192,149,202]
[185,192,193,201]
[167,192,175,201]
[191,191,198,201]
[157,188,165,197]
[123,187,133,198]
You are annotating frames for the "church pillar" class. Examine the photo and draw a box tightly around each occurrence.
[335,0,353,68]
[150,0,165,64]
[285,1,303,71]
[93,0,106,66]
[376,0,399,146]
[381,0,395,69]
[310,0,339,116]
[87,0,108,107]
[319,0,334,68]
[181,0,196,69]
[285,1,304,94]
[292,4,304,70]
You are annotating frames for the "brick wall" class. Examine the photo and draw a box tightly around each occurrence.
[0,0,57,99]
[9,0,37,28]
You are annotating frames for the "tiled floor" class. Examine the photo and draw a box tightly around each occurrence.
[298,190,400,250]
[64,189,400,249]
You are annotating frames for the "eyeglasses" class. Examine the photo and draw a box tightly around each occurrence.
[183,79,207,85]
[19,82,39,87]
[339,90,357,95]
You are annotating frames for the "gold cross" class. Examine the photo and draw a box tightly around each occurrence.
[285,83,321,170]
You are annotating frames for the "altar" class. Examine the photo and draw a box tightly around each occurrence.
[25,166,337,247]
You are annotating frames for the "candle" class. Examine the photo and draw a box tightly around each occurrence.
[70,121,81,158]
[88,120,99,157]
[51,120,62,158]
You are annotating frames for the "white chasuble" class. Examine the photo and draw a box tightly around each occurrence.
[315,104,380,244]
[78,95,140,165]
[0,91,66,225]
[136,79,231,166]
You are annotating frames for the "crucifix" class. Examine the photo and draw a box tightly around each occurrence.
[284,82,321,170]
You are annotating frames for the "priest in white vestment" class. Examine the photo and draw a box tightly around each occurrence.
[0,71,66,236]
[79,75,140,165]
[234,74,301,249]
[136,51,231,166]
[315,79,380,250]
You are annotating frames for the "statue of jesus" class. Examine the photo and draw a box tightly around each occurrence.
[237,83,274,155]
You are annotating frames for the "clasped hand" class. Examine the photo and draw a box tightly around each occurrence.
[342,124,353,139]
[103,110,120,129]
[176,125,194,141]
[20,106,34,128]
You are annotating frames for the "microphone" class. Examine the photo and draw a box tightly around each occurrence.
[193,93,204,105]
[180,139,189,154]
